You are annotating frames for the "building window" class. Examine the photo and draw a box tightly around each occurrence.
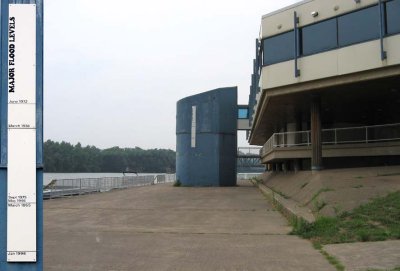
[386,0,400,35]
[263,31,294,65]
[301,18,338,56]
[238,108,249,119]
[261,4,397,66]
[338,5,380,47]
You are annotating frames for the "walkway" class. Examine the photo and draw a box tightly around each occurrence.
[44,181,335,271]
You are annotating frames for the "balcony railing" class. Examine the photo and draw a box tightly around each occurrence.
[261,123,400,157]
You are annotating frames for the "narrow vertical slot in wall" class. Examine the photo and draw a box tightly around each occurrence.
[191,106,196,148]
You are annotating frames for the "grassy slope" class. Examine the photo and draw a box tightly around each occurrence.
[292,191,400,244]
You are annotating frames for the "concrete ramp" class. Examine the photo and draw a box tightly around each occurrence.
[44,182,335,271]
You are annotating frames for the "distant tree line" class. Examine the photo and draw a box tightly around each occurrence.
[44,140,176,173]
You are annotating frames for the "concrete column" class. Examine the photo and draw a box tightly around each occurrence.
[295,112,302,145]
[282,162,288,173]
[281,126,287,147]
[276,163,282,172]
[286,123,297,145]
[294,159,301,172]
[311,96,323,171]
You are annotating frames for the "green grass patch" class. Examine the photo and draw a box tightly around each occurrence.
[319,249,345,271]
[352,184,364,189]
[292,191,400,245]
[173,179,181,187]
[311,242,345,271]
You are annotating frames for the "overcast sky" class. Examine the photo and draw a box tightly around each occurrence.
[44,0,300,150]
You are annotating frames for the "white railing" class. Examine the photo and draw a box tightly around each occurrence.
[43,174,176,199]
[237,173,263,180]
[261,123,400,156]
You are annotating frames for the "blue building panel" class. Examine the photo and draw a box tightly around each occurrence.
[176,87,237,187]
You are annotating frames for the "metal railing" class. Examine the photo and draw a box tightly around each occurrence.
[238,147,262,156]
[261,123,400,156]
[43,174,176,199]
[237,173,263,180]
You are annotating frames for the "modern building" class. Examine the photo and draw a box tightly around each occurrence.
[248,0,400,171]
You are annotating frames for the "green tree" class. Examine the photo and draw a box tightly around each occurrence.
[43,140,176,173]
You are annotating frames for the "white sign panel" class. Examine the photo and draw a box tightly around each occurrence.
[7,4,37,263]
[191,106,196,148]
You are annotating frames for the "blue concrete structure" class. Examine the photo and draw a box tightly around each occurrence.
[176,87,237,187]
[0,1,43,270]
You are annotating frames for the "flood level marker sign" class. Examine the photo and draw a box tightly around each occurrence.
[7,4,37,262]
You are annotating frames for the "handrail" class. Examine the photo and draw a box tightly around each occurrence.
[43,174,176,199]
[261,123,400,156]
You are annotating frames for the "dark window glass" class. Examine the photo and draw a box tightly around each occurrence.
[302,19,338,55]
[263,31,294,65]
[238,108,249,119]
[387,0,400,35]
[338,5,380,47]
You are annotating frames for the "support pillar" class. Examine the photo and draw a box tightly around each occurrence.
[282,162,288,173]
[295,111,302,145]
[311,96,323,171]
[283,126,287,147]
[294,159,301,172]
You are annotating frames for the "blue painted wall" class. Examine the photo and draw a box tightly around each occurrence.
[0,0,43,270]
[176,87,237,187]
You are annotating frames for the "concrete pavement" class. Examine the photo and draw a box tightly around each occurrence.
[44,181,335,271]
[324,240,400,271]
